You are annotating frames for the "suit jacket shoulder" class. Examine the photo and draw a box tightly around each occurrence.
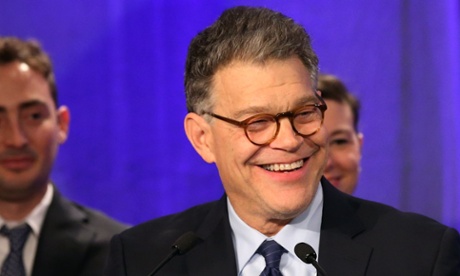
[33,189,128,276]
[106,180,460,276]
[319,179,460,276]
[105,196,237,276]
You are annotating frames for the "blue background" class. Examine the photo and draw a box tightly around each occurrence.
[1,0,459,230]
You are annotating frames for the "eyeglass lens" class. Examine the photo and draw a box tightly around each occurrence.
[245,106,323,145]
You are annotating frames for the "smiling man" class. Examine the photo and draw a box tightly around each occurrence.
[105,6,460,276]
[194,57,327,237]
[0,37,127,276]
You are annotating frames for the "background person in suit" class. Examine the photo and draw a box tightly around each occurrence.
[318,74,363,194]
[105,6,460,275]
[0,37,127,276]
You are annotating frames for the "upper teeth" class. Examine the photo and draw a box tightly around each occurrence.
[263,160,304,172]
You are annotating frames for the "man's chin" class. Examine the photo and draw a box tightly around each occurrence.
[324,177,340,188]
[267,196,312,219]
[0,178,47,200]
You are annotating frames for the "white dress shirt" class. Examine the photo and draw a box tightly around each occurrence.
[228,183,323,275]
[0,184,53,276]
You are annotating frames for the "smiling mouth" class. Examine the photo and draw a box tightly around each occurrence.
[262,159,305,172]
[0,157,35,171]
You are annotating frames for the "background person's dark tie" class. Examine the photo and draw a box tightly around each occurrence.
[256,240,287,276]
[0,224,31,276]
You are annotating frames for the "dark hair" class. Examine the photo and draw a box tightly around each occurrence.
[317,74,360,130]
[185,6,319,114]
[0,37,58,107]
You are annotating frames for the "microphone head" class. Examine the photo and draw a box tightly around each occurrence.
[294,242,317,264]
[171,231,200,255]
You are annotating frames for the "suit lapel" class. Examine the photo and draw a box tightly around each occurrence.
[186,196,238,276]
[32,190,95,276]
[318,178,372,276]
[149,182,373,275]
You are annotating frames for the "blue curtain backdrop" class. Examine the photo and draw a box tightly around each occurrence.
[1,0,459,230]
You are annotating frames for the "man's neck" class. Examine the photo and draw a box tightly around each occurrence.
[230,203,294,236]
[0,184,48,222]
[254,218,292,237]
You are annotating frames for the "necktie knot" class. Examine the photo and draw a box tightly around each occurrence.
[0,224,31,252]
[257,240,286,275]
[0,224,31,276]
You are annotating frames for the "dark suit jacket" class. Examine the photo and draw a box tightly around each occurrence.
[31,189,127,276]
[105,178,460,275]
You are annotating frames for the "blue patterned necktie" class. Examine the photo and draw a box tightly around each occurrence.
[0,224,31,276]
[257,240,287,276]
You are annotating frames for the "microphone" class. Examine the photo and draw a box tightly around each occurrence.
[147,231,200,276]
[294,242,328,276]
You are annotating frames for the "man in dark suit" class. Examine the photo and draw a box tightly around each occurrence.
[105,6,460,275]
[0,37,127,276]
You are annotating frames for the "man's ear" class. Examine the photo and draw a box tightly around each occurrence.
[56,106,70,144]
[357,132,364,153]
[184,113,216,163]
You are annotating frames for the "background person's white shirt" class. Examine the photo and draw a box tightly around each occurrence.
[0,184,53,276]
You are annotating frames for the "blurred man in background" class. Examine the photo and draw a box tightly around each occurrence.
[318,74,363,194]
[0,37,126,276]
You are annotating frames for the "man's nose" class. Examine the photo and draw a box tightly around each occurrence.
[0,120,28,148]
[324,154,334,172]
[269,118,303,151]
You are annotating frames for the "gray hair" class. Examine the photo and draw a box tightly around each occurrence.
[185,6,319,114]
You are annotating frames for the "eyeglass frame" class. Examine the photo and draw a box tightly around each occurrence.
[203,102,328,146]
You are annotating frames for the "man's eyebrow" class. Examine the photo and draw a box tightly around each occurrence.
[19,100,48,110]
[0,100,47,113]
[329,128,356,137]
[295,94,322,106]
[233,106,272,118]
[232,95,320,119]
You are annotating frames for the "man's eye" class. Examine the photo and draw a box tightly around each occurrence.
[30,112,43,119]
[246,118,272,132]
[22,110,45,123]
[298,110,315,117]
[295,110,318,123]
[331,138,349,145]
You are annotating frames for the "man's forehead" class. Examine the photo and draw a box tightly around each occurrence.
[214,58,311,87]
[0,61,47,85]
[17,62,30,72]
[0,62,53,109]
[0,61,32,76]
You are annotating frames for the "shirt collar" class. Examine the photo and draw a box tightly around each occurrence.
[228,183,323,273]
[0,183,53,237]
